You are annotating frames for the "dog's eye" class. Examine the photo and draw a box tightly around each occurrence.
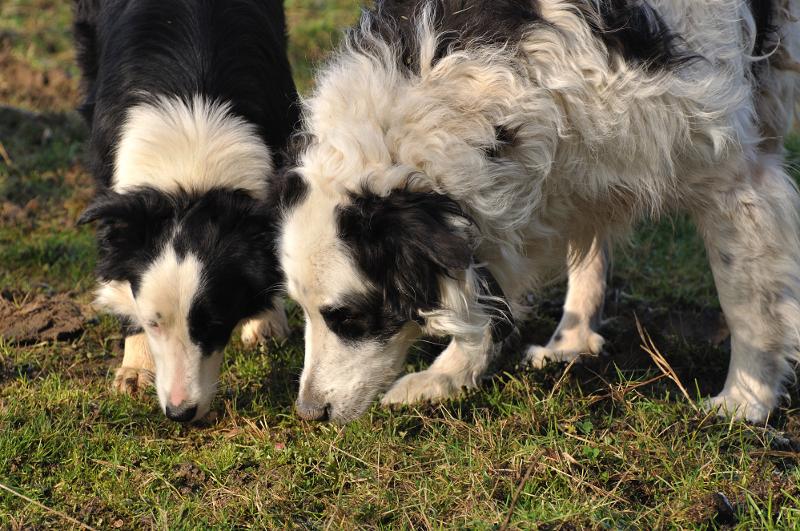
[320,306,369,341]
[146,320,160,330]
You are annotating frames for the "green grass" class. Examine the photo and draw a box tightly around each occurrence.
[1,1,800,529]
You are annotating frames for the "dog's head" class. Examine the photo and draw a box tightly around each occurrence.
[79,187,282,422]
[280,176,501,423]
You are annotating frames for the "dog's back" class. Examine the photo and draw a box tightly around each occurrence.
[74,0,299,185]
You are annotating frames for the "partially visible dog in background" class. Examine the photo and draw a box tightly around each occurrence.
[74,0,299,422]
[280,0,800,424]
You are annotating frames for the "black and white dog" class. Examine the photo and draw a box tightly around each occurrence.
[280,0,800,424]
[74,0,299,422]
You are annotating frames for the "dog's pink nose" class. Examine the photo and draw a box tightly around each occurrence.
[169,384,188,408]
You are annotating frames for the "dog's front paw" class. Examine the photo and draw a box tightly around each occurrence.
[240,309,289,346]
[524,330,604,369]
[704,392,771,424]
[381,370,468,406]
[112,366,153,395]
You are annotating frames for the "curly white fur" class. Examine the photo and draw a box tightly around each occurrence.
[282,0,800,423]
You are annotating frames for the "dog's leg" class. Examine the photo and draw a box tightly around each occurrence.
[525,237,608,368]
[695,157,800,423]
[112,333,155,394]
[381,331,492,405]
[240,298,290,346]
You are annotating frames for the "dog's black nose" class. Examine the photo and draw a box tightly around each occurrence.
[295,398,330,421]
[165,403,197,423]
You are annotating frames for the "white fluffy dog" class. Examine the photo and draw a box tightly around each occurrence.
[279,0,800,424]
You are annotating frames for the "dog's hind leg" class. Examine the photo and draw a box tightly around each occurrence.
[525,236,608,368]
[694,156,800,423]
[112,333,154,395]
[240,298,290,346]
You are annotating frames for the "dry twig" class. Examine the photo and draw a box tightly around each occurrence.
[635,315,699,412]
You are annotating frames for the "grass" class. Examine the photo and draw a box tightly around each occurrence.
[1,1,800,528]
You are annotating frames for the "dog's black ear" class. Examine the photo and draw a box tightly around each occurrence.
[78,191,175,281]
[78,190,175,226]
[78,192,127,226]
[338,188,474,320]
[269,167,308,212]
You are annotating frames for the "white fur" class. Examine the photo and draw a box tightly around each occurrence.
[282,0,800,423]
[282,184,420,420]
[95,247,221,420]
[114,94,273,199]
[95,92,284,420]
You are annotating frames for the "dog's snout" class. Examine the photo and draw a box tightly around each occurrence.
[165,402,198,423]
[295,394,331,421]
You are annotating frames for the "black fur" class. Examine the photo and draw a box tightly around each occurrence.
[475,266,515,342]
[79,188,283,353]
[354,0,694,75]
[73,0,298,354]
[73,0,299,184]
[336,188,474,340]
[748,0,776,58]
[355,0,542,73]
[584,0,698,71]
[270,168,309,213]
[320,292,406,345]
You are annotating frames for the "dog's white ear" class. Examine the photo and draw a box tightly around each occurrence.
[94,280,138,319]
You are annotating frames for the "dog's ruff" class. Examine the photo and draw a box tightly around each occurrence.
[74,0,298,422]
[281,0,800,424]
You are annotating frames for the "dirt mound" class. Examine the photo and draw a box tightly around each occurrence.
[0,293,87,344]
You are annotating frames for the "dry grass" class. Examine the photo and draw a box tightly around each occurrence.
[1,1,799,528]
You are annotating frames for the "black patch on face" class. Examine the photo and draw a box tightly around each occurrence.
[582,0,699,71]
[320,292,406,344]
[78,188,178,294]
[354,0,542,74]
[79,187,283,355]
[337,188,474,333]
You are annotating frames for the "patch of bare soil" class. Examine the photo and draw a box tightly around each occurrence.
[0,34,79,111]
[0,292,87,344]
[173,461,208,495]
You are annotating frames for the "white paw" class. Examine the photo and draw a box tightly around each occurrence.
[240,309,289,346]
[112,366,153,395]
[380,370,470,406]
[524,330,604,369]
[704,392,772,424]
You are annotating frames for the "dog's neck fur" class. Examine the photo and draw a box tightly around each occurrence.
[114,94,273,200]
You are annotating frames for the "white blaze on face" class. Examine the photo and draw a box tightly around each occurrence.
[95,247,222,420]
[135,248,213,414]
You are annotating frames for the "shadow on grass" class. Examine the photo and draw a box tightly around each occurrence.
[397,282,800,435]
